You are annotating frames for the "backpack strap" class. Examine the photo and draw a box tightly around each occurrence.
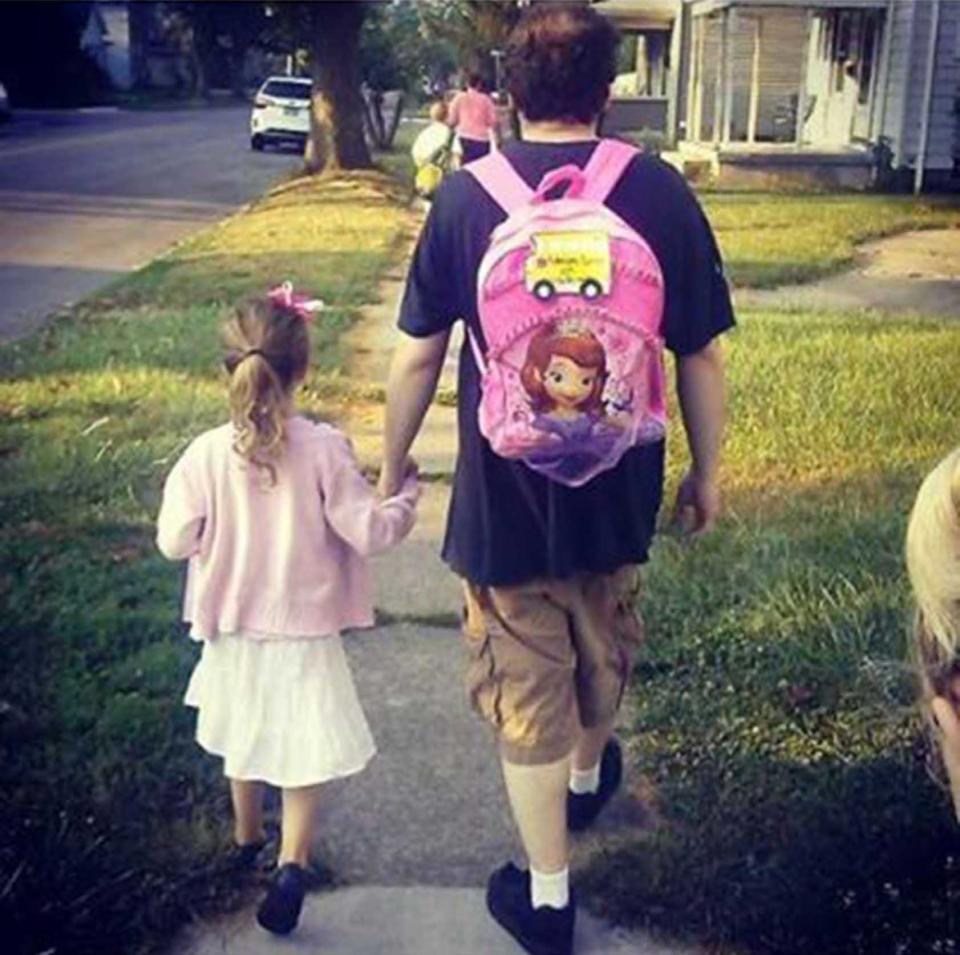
[580,139,640,204]
[465,150,534,214]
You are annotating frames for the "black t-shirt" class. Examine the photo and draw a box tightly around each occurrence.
[397,139,735,586]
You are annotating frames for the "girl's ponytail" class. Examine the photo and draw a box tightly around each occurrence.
[222,297,310,485]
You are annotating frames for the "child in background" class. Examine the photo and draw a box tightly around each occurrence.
[447,71,499,163]
[411,100,460,199]
[156,285,419,936]
[905,447,960,820]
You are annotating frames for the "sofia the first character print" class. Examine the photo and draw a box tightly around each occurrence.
[514,319,627,484]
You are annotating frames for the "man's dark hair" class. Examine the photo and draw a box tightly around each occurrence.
[466,70,485,90]
[504,4,619,124]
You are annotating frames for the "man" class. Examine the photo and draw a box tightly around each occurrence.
[379,6,732,954]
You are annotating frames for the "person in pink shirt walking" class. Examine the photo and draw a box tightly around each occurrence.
[156,286,419,937]
[447,71,499,163]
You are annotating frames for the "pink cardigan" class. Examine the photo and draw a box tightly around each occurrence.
[156,416,418,640]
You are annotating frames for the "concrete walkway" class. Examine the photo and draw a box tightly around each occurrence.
[176,887,690,955]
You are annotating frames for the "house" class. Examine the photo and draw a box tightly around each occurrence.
[596,0,960,191]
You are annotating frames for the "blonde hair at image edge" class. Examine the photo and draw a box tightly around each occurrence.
[221,299,309,485]
[906,448,960,691]
[905,447,960,814]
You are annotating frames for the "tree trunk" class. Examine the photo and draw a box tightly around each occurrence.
[304,1,372,173]
[383,91,405,149]
[228,50,245,99]
[128,2,152,90]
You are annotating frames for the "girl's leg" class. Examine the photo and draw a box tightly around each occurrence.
[279,785,323,867]
[230,778,266,845]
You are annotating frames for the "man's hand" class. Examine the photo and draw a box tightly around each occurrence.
[380,329,450,497]
[378,465,401,499]
[675,339,725,540]
[673,469,721,539]
[378,456,418,498]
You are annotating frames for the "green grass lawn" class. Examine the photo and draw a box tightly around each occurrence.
[580,310,960,954]
[1,148,958,955]
[703,193,959,288]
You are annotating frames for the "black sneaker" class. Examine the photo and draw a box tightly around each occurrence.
[256,863,306,935]
[486,862,575,955]
[567,738,623,833]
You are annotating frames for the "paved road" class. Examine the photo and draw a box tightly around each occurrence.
[0,107,299,339]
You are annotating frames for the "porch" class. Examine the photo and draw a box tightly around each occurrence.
[595,0,679,136]
[681,0,887,185]
[666,140,876,189]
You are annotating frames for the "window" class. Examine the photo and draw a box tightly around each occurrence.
[263,80,312,101]
[857,15,879,106]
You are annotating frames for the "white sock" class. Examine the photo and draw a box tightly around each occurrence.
[530,865,570,910]
[569,762,601,795]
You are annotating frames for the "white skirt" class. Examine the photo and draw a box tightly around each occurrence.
[184,632,376,788]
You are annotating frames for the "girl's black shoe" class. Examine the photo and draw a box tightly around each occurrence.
[223,840,266,872]
[256,862,306,935]
[486,862,575,955]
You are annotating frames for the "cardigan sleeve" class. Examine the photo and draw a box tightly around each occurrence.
[156,442,206,560]
[318,429,419,557]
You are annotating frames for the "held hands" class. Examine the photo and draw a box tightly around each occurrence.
[378,456,418,499]
[672,469,721,540]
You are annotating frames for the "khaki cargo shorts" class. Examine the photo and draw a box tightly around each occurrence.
[461,566,643,766]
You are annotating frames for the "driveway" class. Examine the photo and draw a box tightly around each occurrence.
[0,107,300,340]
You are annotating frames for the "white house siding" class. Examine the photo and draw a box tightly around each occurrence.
[874,2,910,160]
[879,0,959,171]
[911,1,960,171]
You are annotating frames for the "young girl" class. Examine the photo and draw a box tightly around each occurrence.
[905,447,960,820]
[411,100,461,199]
[156,286,419,935]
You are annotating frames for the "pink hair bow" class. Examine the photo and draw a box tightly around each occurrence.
[267,281,325,323]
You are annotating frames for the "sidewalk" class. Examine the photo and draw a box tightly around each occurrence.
[167,237,702,955]
[177,887,689,955]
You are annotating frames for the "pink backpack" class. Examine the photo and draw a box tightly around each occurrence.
[466,140,666,487]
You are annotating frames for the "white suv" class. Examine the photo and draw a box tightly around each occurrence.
[250,76,312,151]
